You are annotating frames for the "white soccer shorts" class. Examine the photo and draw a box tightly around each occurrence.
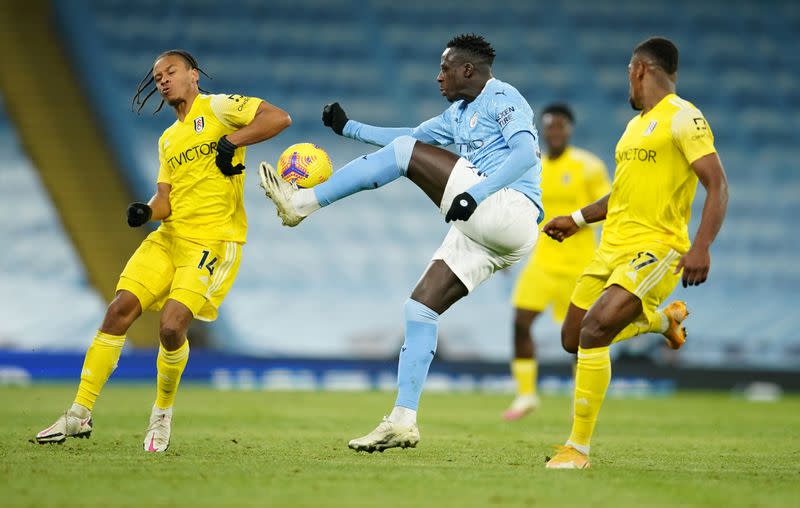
[431,157,539,292]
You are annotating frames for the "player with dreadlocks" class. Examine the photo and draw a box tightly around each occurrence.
[260,34,544,452]
[36,49,291,451]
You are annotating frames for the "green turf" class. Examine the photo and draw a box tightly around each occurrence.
[2,385,798,508]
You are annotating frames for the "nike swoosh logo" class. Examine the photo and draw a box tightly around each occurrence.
[148,435,158,452]
[38,422,59,436]
[400,346,407,352]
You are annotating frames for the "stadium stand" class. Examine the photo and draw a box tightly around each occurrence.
[0,95,106,349]
[35,0,800,368]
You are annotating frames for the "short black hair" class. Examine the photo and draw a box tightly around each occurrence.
[446,33,496,66]
[634,37,679,75]
[541,103,575,124]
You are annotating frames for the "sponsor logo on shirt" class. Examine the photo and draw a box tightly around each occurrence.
[167,141,217,169]
[616,147,657,164]
[456,139,485,154]
[496,106,515,128]
[228,94,251,112]
[691,117,709,140]
[194,116,205,133]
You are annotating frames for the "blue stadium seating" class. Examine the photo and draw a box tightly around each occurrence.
[40,0,800,368]
[0,96,106,350]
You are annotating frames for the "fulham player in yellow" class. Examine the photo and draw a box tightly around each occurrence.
[505,104,609,420]
[543,38,728,468]
[35,50,291,451]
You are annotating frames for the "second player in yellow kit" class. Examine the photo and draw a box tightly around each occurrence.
[505,104,610,420]
[36,50,293,452]
[543,38,728,469]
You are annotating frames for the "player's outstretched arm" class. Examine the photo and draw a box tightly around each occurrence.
[322,102,443,147]
[127,183,171,227]
[216,101,292,176]
[675,152,728,287]
[542,193,610,242]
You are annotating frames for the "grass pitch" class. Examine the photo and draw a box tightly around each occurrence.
[2,385,798,507]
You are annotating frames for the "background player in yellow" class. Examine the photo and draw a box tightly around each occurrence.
[542,37,728,468]
[504,103,610,420]
[35,50,292,452]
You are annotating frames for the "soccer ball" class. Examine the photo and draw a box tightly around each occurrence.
[277,143,332,188]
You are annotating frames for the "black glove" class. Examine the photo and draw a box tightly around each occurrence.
[445,192,478,223]
[215,135,245,176]
[126,202,152,227]
[322,102,349,135]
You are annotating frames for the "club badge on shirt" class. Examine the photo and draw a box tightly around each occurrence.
[194,116,205,133]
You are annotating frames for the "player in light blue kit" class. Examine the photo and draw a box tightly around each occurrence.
[259,34,543,452]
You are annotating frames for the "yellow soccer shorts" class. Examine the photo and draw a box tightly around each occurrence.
[116,230,242,322]
[512,260,580,322]
[571,244,681,328]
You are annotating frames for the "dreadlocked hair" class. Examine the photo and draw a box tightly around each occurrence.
[446,33,496,66]
[131,49,211,114]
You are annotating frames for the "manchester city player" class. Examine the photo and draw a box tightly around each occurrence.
[260,34,543,452]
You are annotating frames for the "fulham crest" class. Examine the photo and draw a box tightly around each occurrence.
[194,116,205,133]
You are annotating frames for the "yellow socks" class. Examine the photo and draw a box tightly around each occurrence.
[612,311,666,344]
[155,339,190,409]
[74,331,126,410]
[567,346,611,455]
[511,358,537,396]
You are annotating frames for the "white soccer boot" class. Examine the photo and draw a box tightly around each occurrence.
[348,416,420,453]
[36,403,93,444]
[143,405,172,452]
[502,394,540,421]
[258,162,305,227]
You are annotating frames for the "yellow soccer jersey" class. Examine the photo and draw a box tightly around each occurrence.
[602,94,716,253]
[531,146,610,274]
[156,93,263,243]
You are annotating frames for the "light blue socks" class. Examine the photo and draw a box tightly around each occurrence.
[395,298,440,410]
[313,135,416,206]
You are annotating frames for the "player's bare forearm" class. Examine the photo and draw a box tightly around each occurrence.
[226,101,291,147]
[580,193,610,224]
[675,152,728,287]
[148,183,172,221]
[690,153,728,249]
[542,193,609,242]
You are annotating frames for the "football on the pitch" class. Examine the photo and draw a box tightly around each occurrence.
[277,143,333,188]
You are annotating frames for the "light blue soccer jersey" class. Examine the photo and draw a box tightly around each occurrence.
[411,78,543,215]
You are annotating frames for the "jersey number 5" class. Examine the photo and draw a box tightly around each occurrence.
[198,250,218,276]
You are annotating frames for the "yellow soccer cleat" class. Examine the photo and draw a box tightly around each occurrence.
[662,301,689,350]
[545,445,591,469]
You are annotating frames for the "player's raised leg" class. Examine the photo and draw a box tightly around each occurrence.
[260,135,456,226]
[36,290,142,444]
[611,300,689,349]
[504,308,541,421]
[143,298,193,452]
